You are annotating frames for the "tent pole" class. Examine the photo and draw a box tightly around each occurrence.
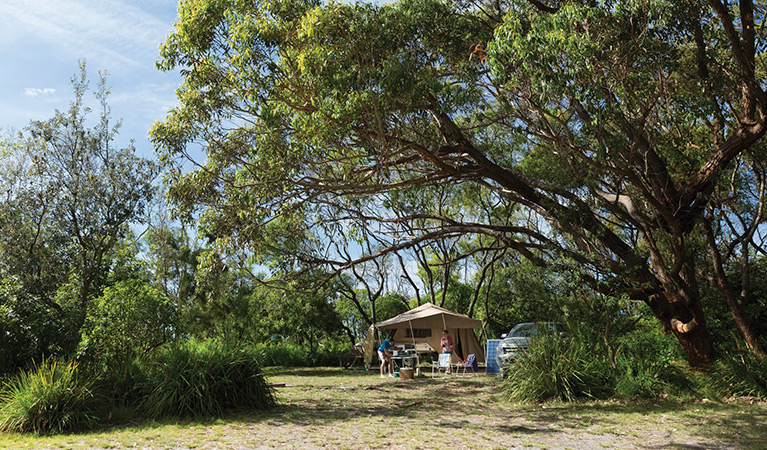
[408,320,415,346]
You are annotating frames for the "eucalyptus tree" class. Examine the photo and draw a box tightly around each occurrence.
[152,0,767,366]
[1,62,157,346]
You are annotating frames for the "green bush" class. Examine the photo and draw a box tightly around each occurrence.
[0,358,97,434]
[707,348,767,399]
[502,330,615,402]
[501,310,700,402]
[80,279,175,365]
[86,357,149,414]
[613,323,694,399]
[247,341,350,367]
[140,340,275,418]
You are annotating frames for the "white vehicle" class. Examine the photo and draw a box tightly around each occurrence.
[496,322,564,371]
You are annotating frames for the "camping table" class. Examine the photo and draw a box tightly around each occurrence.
[391,354,419,370]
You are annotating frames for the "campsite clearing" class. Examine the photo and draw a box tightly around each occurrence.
[1,367,766,449]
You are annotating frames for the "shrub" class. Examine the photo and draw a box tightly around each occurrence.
[502,330,615,402]
[80,279,175,365]
[248,341,349,367]
[0,358,97,434]
[86,357,149,414]
[707,348,767,399]
[249,342,306,367]
[613,323,694,399]
[140,340,275,418]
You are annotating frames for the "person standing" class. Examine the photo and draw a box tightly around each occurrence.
[378,337,395,378]
[441,330,454,374]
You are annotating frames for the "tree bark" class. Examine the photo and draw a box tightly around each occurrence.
[647,288,714,368]
[703,216,765,354]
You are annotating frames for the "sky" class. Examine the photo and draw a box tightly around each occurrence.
[0,0,429,289]
[0,0,182,158]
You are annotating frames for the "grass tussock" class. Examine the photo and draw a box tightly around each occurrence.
[140,340,276,418]
[248,341,350,367]
[502,318,698,402]
[707,348,767,399]
[0,357,97,434]
[502,332,614,402]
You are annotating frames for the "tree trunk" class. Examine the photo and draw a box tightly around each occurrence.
[703,217,765,354]
[720,283,765,354]
[649,291,714,368]
[671,323,714,368]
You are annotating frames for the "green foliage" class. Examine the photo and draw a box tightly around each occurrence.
[503,299,700,402]
[1,62,157,364]
[247,274,349,350]
[0,358,97,434]
[375,293,410,322]
[139,340,275,418]
[612,322,694,399]
[502,325,615,402]
[700,258,767,354]
[80,279,175,365]
[248,341,349,367]
[482,260,568,339]
[707,349,767,399]
[0,278,77,378]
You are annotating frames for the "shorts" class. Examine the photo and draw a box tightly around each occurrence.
[378,350,390,361]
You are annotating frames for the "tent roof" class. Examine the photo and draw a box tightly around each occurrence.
[375,302,482,329]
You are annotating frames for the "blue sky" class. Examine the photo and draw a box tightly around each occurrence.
[0,0,182,158]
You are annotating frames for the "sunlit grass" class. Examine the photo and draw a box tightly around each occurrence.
[0,367,765,449]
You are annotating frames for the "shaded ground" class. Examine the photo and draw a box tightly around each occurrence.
[2,367,766,449]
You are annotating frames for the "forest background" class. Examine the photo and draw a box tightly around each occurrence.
[1,0,767,435]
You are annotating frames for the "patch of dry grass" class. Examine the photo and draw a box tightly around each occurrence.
[1,367,766,449]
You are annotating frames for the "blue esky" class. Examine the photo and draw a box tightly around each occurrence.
[0,0,182,158]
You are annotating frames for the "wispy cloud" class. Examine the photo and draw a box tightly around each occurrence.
[0,0,176,69]
[23,88,56,97]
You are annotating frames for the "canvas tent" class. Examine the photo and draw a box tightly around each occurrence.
[370,303,485,364]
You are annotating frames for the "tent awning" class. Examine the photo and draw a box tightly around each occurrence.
[375,302,482,330]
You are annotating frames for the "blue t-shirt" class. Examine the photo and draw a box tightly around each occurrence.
[378,339,394,352]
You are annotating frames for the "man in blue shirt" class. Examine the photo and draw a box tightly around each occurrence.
[378,337,395,378]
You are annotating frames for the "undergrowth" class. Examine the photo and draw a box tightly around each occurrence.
[139,340,276,418]
[0,357,97,434]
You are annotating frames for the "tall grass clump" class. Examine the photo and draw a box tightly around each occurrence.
[0,358,97,434]
[86,357,149,414]
[502,328,615,402]
[707,347,767,399]
[249,342,308,367]
[248,341,349,367]
[140,340,275,418]
[612,323,694,399]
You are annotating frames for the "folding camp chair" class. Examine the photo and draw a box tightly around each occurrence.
[431,353,453,377]
[456,354,477,377]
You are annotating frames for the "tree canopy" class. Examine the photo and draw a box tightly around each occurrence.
[0,63,157,370]
[152,0,767,366]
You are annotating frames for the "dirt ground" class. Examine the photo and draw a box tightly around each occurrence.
[2,367,767,449]
[252,368,767,450]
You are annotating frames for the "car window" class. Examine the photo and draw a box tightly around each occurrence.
[510,324,537,337]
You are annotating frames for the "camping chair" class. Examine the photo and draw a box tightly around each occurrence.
[431,353,453,377]
[456,354,477,377]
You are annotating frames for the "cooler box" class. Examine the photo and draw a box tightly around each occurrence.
[486,339,502,374]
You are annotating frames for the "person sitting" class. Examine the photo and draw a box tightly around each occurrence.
[378,337,396,378]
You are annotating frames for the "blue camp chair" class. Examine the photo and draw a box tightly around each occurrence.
[457,354,477,377]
